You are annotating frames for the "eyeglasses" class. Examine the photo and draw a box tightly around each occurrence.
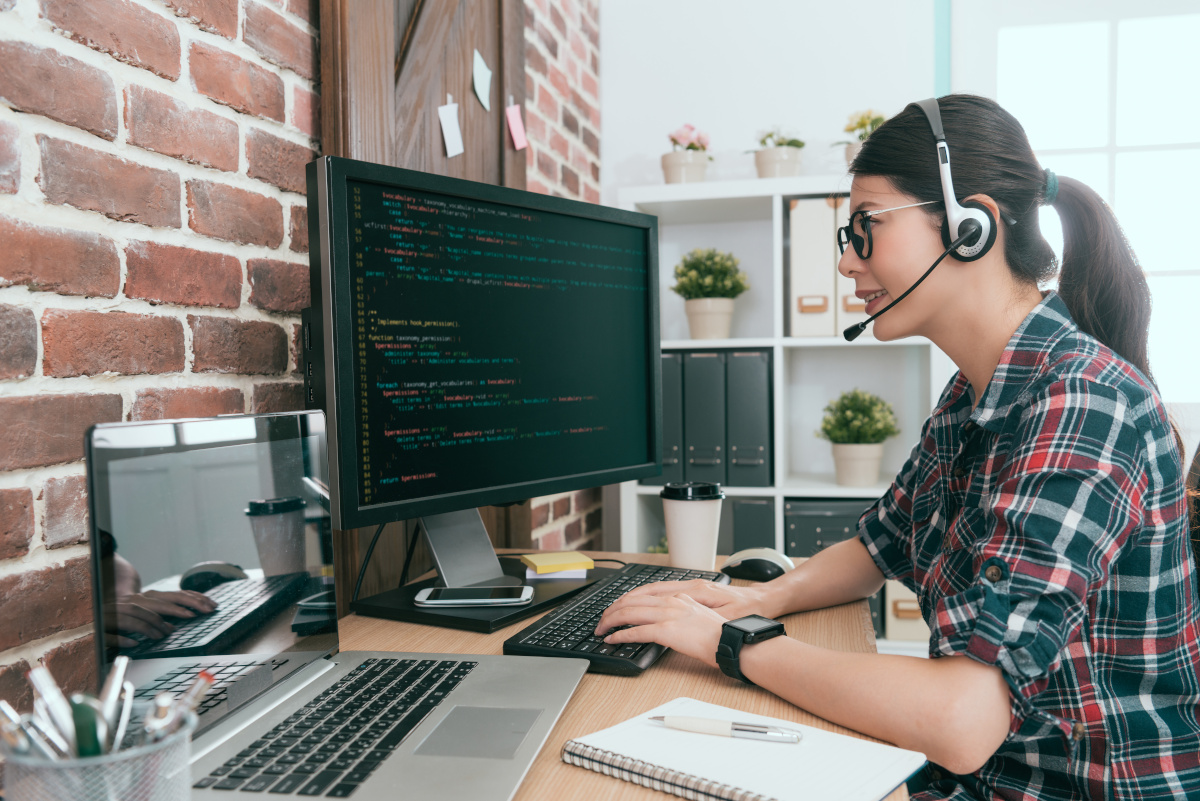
[836,200,939,260]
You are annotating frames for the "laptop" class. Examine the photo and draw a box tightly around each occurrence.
[87,411,587,799]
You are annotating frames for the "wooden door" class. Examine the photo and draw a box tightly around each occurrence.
[319,0,530,616]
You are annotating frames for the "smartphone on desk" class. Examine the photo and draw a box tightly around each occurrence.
[413,586,534,607]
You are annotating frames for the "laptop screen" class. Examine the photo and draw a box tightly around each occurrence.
[87,411,335,722]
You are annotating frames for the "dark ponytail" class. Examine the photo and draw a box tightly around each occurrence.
[852,94,1195,567]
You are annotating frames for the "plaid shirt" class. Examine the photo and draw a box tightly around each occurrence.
[858,292,1200,800]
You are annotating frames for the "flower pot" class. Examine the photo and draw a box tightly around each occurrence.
[843,141,863,167]
[662,150,708,184]
[754,146,803,178]
[684,297,735,340]
[831,442,884,487]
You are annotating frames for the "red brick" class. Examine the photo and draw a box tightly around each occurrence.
[580,70,598,101]
[536,82,558,120]
[571,89,599,128]
[289,205,309,253]
[41,0,181,80]
[244,1,317,79]
[249,258,309,312]
[525,109,547,143]
[287,0,316,24]
[548,5,566,37]
[37,136,181,228]
[564,517,581,544]
[561,164,578,195]
[584,185,599,204]
[246,128,315,194]
[561,106,578,136]
[549,129,568,159]
[535,22,558,59]
[536,527,564,551]
[536,149,556,181]
[41,634,97,699]
[125,85,238,172]
[552,496,570,519]
[568,31,587,61]
[131,386,244,420]
[573,487,600,510]
[190,315,288,374]
[252,381,303,413]
[41,474,87,550]
[531,502,549,529]
[571,146,588,176]
[124,240,242,309]
[525,40,546,76]
[527,177,550,196]
[0,118,18,193]
[0,394,123,470]
[590,161,599,182]
[162,0,237,39]
[547,62,569,99]
[0,213,121,297]
[187,180,284,247]
[585,507,602,533]
[0,42,117,140]
[0,659,35,714]
[42,309,185,378]
[581,126,599,157]
[580,12,598,47]
[0,557,92,651]
[292,85,319,139]
[0,487,34,560]
[291,322,301,373]
[190,41,285,122]
[590,50,598,75]
[0,303,37,379]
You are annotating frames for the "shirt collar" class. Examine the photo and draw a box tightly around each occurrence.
[968,290,1075,432]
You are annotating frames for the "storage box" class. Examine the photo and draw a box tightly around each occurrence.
[883,579,931,643]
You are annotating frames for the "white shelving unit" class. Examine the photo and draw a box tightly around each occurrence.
[613,176,958,555]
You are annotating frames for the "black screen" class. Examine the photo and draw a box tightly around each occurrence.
[330,174,657,517]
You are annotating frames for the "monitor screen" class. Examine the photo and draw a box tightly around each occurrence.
[306,157,661,530]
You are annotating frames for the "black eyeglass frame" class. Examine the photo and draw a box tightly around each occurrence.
[836,200,939,260]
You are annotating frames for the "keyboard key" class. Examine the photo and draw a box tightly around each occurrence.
[193,777,218,788]
[297,770,343,795]
[327,784,360,797]
[242,775,277,792]
[213,777,244,790]
[268,774,308,794]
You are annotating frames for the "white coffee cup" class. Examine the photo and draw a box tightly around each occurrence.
[245,496,307,576]
[660,482,725,571]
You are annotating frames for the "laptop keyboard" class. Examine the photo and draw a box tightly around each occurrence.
[137,659,290,716]
[194,657,475,796]
[128,574,308,658]
[503,562,730,675]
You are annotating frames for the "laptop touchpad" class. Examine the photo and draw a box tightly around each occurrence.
[414,706,542,760]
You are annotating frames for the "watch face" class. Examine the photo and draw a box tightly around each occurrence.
[733,615,780,635]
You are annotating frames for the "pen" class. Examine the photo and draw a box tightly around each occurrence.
[27,666,76,753]
[1,720,33,755]
[70,694,108,758]
[649,715,803,744]
[110,680,134,753]
[98,654,130,732]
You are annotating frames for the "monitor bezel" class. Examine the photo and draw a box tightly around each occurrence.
[310,156,662,531]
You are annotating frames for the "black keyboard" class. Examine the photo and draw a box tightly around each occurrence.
[135,658,290,716]
[193,657,475,797]
[502,562,730,675]
[127,573,308,659]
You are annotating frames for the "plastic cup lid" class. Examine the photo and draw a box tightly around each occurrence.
[245,496,306,516]
[660,482,725,501]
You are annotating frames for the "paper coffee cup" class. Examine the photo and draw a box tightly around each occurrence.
[660,482,724,571]
[245,497,307,576]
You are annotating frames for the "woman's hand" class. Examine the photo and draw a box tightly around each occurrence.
[104,590,217,647]
[595,590,729,668]
[600,579,782,621]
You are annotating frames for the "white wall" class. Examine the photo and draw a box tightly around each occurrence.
[599,0,937,200]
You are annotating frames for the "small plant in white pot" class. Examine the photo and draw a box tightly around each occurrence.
[817,389,900,487]
[836,110,886,167]
[662,124,711,183]
[671,248,749,340]
[754,129,805,178]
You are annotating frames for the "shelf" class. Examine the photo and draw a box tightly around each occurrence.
[618,175,850,225]
[781,336,933,349]
[661,338,776,350]
[633,483,777,497]
[781,473,890,499]
[874,639,930,658]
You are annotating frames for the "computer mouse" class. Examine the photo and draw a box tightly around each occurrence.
[180,560,248,593]
[719,548,796,582]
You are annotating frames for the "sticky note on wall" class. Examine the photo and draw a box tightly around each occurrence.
[506,103,528,151]
[438,98,464,158]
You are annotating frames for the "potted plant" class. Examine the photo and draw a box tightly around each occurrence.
[837,110,886,166]
[671,248,750,340]
[817,388,900,486]
[754,129,805,178]
[662,124,711,183]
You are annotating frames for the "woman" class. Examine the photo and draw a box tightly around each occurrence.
[597,94,1200,799]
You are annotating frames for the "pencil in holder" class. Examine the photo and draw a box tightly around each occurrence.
[1,713,196,801]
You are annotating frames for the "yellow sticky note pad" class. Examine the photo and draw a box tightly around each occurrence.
[520,551,594,574]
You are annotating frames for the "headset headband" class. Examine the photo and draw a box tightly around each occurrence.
[913,98,994,261]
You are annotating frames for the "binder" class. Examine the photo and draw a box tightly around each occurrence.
[787,198,837,337]
[732,498,775,551]
[725,350,772,487]
[832,195,872,338]
[683,352,726,485]
[783,498,871,558]
[641,353,683,486]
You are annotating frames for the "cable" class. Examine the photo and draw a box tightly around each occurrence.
[398,522,423,587]
[350,522,386,604]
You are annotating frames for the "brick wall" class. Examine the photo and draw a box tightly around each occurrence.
[522,0,604,549]
[0,0,318,705]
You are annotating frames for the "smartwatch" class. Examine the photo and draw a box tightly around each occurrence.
[716,614,785,685]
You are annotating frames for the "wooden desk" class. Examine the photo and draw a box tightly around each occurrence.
[339,552,908,801]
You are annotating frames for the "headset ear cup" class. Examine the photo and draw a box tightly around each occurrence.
[940,200,998,262]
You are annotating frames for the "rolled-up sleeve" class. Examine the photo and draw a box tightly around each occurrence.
[930,378,1147,737]
[858,429,929,585]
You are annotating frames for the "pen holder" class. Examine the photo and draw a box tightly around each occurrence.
[1,713,196,801]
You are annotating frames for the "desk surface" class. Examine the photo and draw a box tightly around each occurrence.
[339,551,908,801]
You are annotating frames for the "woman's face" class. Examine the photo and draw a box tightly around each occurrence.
[838,175,952,341]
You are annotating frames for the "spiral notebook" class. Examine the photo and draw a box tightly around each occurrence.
[561,697,926,801]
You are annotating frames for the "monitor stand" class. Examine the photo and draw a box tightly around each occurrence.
[348,508,617,633]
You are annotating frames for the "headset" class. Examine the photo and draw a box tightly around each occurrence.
[842,97,997,341]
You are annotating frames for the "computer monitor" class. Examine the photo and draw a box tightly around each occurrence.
[303,156,661,628]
